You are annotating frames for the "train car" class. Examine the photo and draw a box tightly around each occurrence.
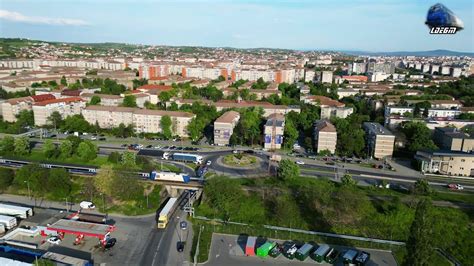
[149,171,191,183]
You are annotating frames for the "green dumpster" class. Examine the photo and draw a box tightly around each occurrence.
[257,242,276,258]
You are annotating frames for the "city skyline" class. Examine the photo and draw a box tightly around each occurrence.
[0,0,472,52]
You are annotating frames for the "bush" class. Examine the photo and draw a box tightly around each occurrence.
[0,168,14,191]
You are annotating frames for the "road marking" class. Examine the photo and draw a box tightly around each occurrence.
[151,232,164,266]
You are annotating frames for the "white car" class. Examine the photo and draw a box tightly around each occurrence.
[296,160,305,165]
[47,236,61,245]
[232,150,239,154]
[80,201,95,209]
[90,136,97,140]
[154,145,161,149]
[206,160,212,166]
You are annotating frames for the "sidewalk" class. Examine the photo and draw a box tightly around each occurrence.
[0,193,156,219]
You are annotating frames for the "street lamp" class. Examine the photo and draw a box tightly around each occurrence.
[24,180,31,199]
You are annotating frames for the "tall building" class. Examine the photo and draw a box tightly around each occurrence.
[264,113,285,150]
[363,122,395,159]
[317,71,333,83]
[82,106,194,137]
[32,97,85,126]
[213,111,240,146]
[349,62,367,74]
[314,120,337,154]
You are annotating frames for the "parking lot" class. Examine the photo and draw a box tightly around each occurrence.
[204,234,397,266]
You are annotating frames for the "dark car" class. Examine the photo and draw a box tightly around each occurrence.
[177,241,185,252]
[104,238,117,249]
[162,146,169,149]
[99,137,106,141]
[146,145,153,148]
[176,147,183,150]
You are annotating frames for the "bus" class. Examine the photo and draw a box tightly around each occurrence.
[157,197,178,229]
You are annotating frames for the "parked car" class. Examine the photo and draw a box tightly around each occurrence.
[154,145,161,149]
[104,238,117,249]
[47,236,61,245]
[80,201,95,209]
[296,161,305,165]
[177,241,185,252]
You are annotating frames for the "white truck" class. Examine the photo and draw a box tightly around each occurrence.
[0,203,33,219]
[0,214,17,230]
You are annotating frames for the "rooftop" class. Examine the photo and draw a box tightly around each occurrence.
[314,120,337,132]
[363,122,394,136]
[215,111,240,124]
[33,97,83,106]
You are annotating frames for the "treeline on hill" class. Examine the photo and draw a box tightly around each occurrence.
[197,171,472,265]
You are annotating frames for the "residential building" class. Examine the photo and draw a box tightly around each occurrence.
[341,75,368,84]
[433,127,474,152]
[213,111,240,146]
[80,93,123,106]
[82,105,194,137]
[416,150,474,177]
[32,97,85,126]
[363,122,395,159]
[264,113,285,150]
[313,120,337,154]
[304,70,315,82]
[304,95,353,119]
[317,71,333,83]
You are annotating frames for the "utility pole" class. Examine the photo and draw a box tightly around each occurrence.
[64,197,69,213]
[24,181,31,200]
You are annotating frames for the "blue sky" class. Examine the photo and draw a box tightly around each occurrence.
[0,0,472,52]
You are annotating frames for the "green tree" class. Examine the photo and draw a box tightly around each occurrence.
[158,91,172,104]
[108,151,121,164]
[60,76,68,86]
[0,168,14,192]
[277,159,300,181]
[283,119,298,149]
[42,139,57,158]
[121,151,137,167]
[48,168,72,199]
[94,164,115,195]
[187,117,206,142]
[112,173,142,201]
[203,176,245,221]
[14,164,48,196]
[0,136,15,155]
[76,141,97,161]
[405,199,434,266]
[16,110,34,130]
[14,136,30,155]
[122,95,138,107]
[62,115,92,133]
[59,140,73,158]
[400,121,438,152]
[412,179,432,195]
[89,95,101,105]
[341,174,357,186]
[160,115,173,139]
[47,111,63,130]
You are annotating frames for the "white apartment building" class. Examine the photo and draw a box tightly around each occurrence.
[213,111,240,146]
[32,97,85,126]
[82,105,195,137]
[314,120,337,154]
[80,93,124,106]
[317,71,333,83]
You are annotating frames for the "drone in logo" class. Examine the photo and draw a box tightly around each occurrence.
[425,3,464,34]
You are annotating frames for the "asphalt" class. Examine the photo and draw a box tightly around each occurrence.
[203,234,397,266]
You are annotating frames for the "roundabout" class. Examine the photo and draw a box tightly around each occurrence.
[221,153,258,168]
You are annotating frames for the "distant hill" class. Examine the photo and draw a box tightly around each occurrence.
[341,49,474,57]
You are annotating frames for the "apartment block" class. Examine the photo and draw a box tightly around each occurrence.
[264,113,285,150]
[82,105,194,137]
[213,111,240,146]
[416,150,474,177]
[363,122,395,159]
[434,127,474,152]
[80,93,123,106]
[304,95,353,119]
[317,71,333,83]
[32,97,85,126]
[313,120,337,154]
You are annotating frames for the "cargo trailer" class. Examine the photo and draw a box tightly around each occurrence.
[256,241,276,258]
[283,243,298,260]
[311,244,331,263]
[342,249,359,265]
[295,243,314,261]
[0,214,17,230]
[245,236,257,256]
[269,243,282,258]
[0,203,33,219]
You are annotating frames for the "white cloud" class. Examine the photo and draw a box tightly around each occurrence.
[0,9,89,26]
